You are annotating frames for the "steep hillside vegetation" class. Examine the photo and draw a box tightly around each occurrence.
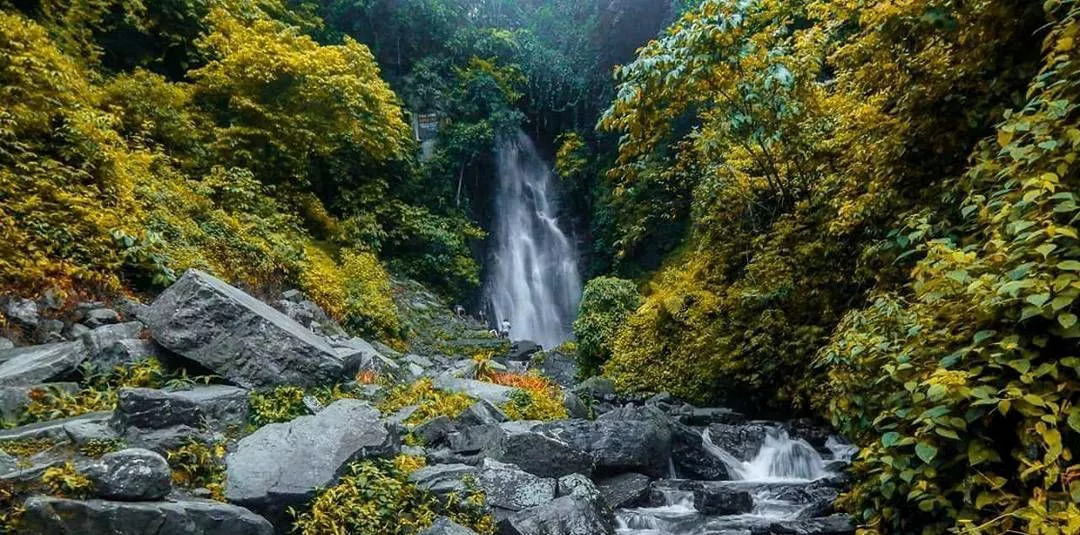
[585,0,1080,532]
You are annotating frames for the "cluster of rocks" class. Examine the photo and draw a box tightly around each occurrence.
[1,270,856,535]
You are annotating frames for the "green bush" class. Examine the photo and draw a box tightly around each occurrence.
[572,277,640,376]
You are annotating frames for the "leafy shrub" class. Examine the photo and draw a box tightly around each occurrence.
[1,438,56,459]
[290,458,494,535]
[19,359,193,425]
[378,379,475,425]
[41,462,92,499]
[485,372,568,421]
[572,277,640,376]
[248,387,308,426]
[167,440,227,501]
[340,250,402,341]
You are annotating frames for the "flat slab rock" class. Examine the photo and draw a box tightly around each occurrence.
[16,495,273,535]
[433,374,520,404]
[144,269,343,388]
[0,341,87,386]
[225,399,398,524]
[114,386,249,432]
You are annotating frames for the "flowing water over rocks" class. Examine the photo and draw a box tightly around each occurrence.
[1,273,854,535]
[484,129,582,348]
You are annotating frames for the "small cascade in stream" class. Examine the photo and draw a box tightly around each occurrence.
[484,129,582,348]
[702,428,826,481]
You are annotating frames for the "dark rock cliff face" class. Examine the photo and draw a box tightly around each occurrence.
[1,270,854,535]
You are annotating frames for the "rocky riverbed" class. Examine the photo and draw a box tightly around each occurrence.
[0,270,856,535]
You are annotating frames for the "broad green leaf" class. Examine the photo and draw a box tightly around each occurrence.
[915,442,938,464]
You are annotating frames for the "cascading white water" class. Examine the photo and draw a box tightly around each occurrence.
[701,428,825,481]
[484,129,582,348]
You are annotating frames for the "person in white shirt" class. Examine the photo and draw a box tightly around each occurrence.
[500,319,511,339]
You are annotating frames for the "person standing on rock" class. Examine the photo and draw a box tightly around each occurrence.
[501,319,511,340]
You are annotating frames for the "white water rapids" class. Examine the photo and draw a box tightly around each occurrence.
[484,129,582,348]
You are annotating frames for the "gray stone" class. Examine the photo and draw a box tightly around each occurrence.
[497,495,614,535]
[0,450,15,474]
[420,517,480,535]
[282,289,304,303]
[571,376,615,400]
[97,339,167,373]
[0,341,87,386]
[82,308,121,328]
[84,448,172,501]
[63,419,120,446]
[754,514,855,535]
[4,298,39,328]
[455,400,508,427]
[708,423,770,462]
[507,341,541,362]
[433,374,519,404]
[0,337,13,350]
[535,352,577,388]
[563,392,589,419]
[0,411,111,442]
[693,484,753,515]
[542,407,673,477]
[672,422,731,480]
[64,324,92,340]
[409,463,479,496]
[557,473,601,501]
[482,425,593,478]
[16,495,273,535]
[225,399,398,524]
[114,388,200,430]
[0,382,80,422]
[80,321,143,355]
[414,416,455,446]
[120,425,212,455]
[597,473,651,509]
[679,407,745,426]
[38,319,65,342]
[449,424,503,454]
[144,269,344,388]
[405,354,435,368]
[478,459,556,511]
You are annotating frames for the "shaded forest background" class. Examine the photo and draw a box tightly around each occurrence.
[2,0,1080,533]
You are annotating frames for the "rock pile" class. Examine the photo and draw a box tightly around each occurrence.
[0,271,856,535]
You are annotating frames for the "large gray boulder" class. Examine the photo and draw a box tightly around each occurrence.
[0,341,87,386]
[692,484,753,515]
[497,495,614,535]
[671,422,731,480]
[708,423,770,462]
[16,495,273,535]
[114,386,249,432]
[478,459,557,512]
[420,517,480,535]
[596,473,651,509]
[540,407,673,477]
[84,448,172,501]
[481,424,594,478]
[225,399,398,524]
[144,270,344,388]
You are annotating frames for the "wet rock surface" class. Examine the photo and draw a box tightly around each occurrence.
[0,273,855,535]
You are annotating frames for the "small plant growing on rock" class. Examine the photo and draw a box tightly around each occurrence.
[41,462,92,499]
[167,440,227,502]
[1,438,56,458]
[378,379,474,425]
[78,438,125,458]
[248,386,307,426]
[488,372,568,421]
[290,457,493,535]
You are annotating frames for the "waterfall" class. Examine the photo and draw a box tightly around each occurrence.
[484,129,582,348]
[701,428,826,481]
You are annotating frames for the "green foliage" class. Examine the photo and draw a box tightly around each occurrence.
[41,462,92,499]
[18,359,193,425]
[290,457,494,535]
[248,386,308,426]
[378,379,475,425]
[572,277,640,376]
[596,0,1077,533]
[0,438,56,459]
[167,440,227,501]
